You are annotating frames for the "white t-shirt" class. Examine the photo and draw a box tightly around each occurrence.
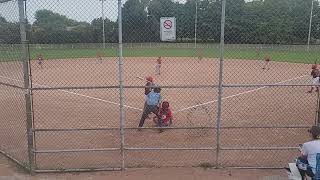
[302,140,320,174]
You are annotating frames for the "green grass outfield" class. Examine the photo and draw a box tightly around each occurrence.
[1,47,319,64]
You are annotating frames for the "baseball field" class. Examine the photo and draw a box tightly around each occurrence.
[0,45,318,170]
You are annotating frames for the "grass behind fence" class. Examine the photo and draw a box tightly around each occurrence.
[0,46,318,64]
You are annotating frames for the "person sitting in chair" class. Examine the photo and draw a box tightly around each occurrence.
[296,126,320,178]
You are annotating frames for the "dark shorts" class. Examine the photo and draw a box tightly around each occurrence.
[296,157,314,178]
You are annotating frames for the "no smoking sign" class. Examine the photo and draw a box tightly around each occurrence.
[160,17,176,41]
[163,20,172,29]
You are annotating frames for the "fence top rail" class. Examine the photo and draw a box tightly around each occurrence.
[3,43,320,51]
[31,84,315,91]
[0,0,14,3]
[32,126,310,132]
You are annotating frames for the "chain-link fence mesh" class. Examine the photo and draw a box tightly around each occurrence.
[0,0,29,169]
[1,0,320,172]
[0,86,28,165]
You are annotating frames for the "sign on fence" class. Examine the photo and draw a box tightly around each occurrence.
[160,17,176,42]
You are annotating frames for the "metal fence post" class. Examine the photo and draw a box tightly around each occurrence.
[118,0,125,170]
[18,0,34,173]
[215,0,226,168]
[307,0,314,52]
[316,90,320,127]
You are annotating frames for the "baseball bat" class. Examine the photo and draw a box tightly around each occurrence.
[135,76,154,84]
[135,76,144,81]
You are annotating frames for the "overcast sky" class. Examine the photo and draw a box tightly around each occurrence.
[1,0,121,23]
[0,0,253,23]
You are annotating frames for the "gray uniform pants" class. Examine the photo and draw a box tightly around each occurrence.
[138,105,160,127]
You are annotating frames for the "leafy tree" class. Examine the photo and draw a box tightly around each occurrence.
[122,0,149,42]
[2,0,320,45]
[0,16,20,44]
[91,17,117,43]
[32,10,94,43]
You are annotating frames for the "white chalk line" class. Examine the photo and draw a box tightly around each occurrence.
[0,75,142,111]
[0,74,308,114]
[173,75,308,114]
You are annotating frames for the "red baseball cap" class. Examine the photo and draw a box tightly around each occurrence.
[146,76,153,82]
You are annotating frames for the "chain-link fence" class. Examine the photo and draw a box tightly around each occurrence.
[0,0,30,171]
[0,0,319,173]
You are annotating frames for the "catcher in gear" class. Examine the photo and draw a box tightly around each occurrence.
[153,101,173,128]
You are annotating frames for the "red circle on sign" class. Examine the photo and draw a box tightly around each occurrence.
[163,20,172,29]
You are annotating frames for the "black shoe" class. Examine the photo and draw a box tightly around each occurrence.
[284,167,291,172]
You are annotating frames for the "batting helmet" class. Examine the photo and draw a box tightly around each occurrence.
[146,76,153,82]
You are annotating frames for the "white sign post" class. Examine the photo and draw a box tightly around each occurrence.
[160,17,176,41]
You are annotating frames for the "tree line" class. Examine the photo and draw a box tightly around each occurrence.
[0,0,320,45]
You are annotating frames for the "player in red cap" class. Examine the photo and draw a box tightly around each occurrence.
[140,76,155,122]
[145,76,154,96]
[155,57,162,75]
[37,53,44,68]
[96,52,103,64]
[308,64,320,93]
[262,54,271,70]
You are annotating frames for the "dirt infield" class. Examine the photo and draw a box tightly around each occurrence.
[0,57,317,170]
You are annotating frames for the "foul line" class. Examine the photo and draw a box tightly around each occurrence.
[173,75,308,114]
[0,75,143,111]
[0,74,308,114]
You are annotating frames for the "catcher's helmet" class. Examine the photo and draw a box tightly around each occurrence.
[162,101,169,109]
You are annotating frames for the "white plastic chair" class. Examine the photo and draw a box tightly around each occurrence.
[287,163,302,180]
